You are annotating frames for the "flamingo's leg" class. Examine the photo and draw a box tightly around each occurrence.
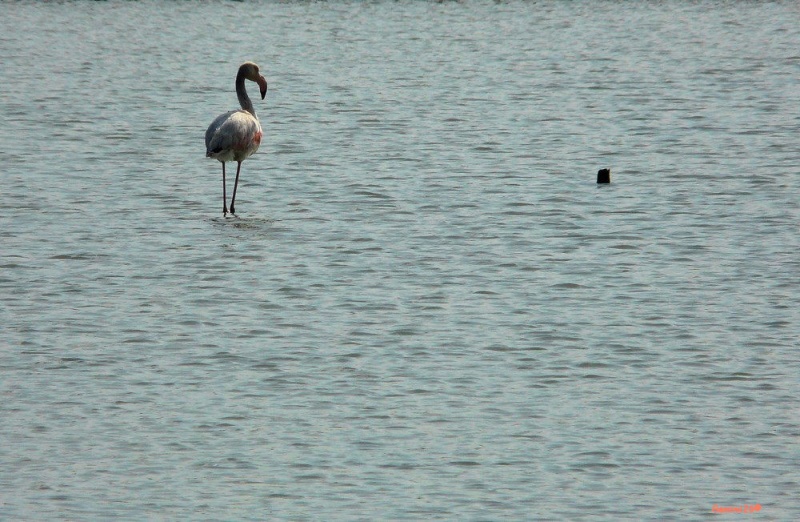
[230,161,243,214]
[222,162,228,216]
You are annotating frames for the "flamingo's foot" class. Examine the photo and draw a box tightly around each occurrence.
[230,205,236,214]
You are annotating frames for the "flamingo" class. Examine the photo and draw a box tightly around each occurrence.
[205,62,268,215]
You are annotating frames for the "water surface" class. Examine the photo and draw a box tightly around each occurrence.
[2,1,799,519]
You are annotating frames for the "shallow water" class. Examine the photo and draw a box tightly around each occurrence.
[2,1,799,519]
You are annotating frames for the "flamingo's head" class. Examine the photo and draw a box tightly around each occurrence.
[240,62,268,100]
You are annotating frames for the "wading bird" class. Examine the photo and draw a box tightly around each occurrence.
[205,62,268,215]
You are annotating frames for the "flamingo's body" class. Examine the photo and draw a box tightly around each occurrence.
[206,62,268,215]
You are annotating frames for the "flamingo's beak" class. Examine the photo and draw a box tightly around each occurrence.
[258,76,268,100]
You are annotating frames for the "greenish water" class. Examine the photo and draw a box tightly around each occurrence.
[2,1,798,519]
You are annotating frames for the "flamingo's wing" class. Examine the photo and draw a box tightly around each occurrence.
[205,111,235,156]
[205,110,261,158]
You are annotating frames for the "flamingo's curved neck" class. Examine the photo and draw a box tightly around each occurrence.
[236,72,256,117]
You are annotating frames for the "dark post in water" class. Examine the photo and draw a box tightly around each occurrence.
[597,168,611,184]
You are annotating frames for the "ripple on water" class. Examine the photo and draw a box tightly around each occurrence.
[2,0,799,520]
